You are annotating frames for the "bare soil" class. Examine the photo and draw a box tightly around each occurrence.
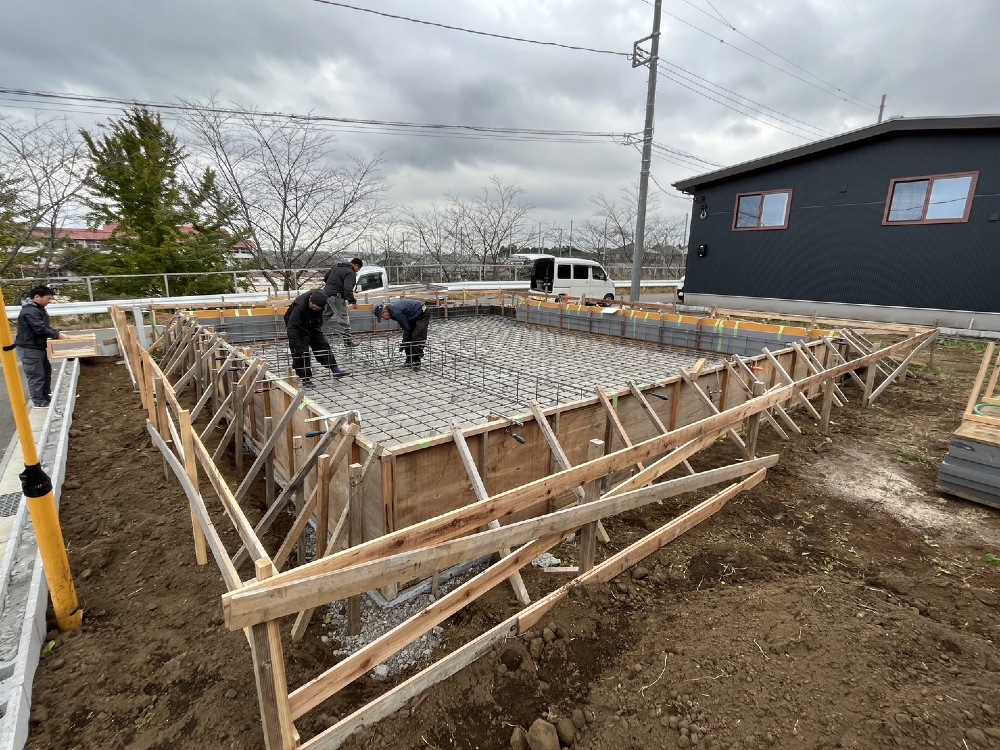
[26,340,1000,750]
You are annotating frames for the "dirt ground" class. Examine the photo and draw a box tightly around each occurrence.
[25,338,1000,750]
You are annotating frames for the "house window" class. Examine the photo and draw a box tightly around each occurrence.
[733,190,792,230]
[884,172,977,224]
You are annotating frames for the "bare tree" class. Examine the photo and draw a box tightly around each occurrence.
[583,184,688,274]
[445,176,533,280]
[181,97,389,290]
[0,114,88,275]
[400,202,461,282]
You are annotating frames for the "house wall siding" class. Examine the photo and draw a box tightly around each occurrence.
[683,131,1000,313]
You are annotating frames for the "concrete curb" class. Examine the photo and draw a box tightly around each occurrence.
[0,359,78,750]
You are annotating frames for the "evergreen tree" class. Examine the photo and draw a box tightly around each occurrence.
[81,107,235,297]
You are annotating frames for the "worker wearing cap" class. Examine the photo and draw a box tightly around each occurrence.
[322,257,363,347]
[373,300,430,370]
[283,289,349,386]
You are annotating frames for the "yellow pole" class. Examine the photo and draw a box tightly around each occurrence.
[0,284,82,631]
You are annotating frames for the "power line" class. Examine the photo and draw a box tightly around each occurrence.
[655,68,812,140]
[658,60,833,138]
[675,0,876,111]
[656,6,878,111]
[0,87,637,145]
[306,0,631,58]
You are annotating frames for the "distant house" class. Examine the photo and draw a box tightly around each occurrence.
[673,115,1000,329]
[26,221,255,265]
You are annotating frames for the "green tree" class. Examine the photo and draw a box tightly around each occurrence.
[80,107,236,297]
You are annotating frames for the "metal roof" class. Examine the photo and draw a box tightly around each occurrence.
[673,115,1000,193]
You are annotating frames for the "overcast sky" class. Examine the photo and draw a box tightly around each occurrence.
[2,0,997,236]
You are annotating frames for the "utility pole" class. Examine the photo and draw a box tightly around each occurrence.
[630,0,662,302]
[877,94,887,123]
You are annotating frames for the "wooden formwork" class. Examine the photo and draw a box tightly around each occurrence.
[106,302,937,749]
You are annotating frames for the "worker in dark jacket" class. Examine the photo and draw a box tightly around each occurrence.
[322,257,363,347]
[283,289,348,386]
[14,285,69,408]
[374,299,430,370]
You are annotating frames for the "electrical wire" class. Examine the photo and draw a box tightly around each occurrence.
[675,0,876,112]
[306,0,631,58]
[658,60,834,137]
[655,68,811,140]
[661,9,878,111]
[0,86,637,145]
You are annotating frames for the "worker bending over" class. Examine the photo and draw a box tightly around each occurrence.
[284,289,349,386]
[374,300,430,370]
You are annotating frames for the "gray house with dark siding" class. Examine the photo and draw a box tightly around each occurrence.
[673,116,1000,330]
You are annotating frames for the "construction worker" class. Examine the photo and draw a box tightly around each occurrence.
[373,300,430,370]
[284,289,349,386]
[322,257,363,347]
[14,285,69,408]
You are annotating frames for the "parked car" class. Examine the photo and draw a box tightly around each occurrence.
[676,276,685,302]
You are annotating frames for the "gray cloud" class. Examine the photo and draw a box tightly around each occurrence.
[3,0,999,233]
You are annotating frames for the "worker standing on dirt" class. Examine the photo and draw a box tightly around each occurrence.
[322,257,363,347]
[284,289,349,386]
[373,300,430,370]
[14,285,69,408]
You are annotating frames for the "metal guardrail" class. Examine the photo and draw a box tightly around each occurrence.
[2,263,685,303]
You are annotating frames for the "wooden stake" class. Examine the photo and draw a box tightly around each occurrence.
[180,410,209,566]
[347,463,364,636]
[249,560,297,750]
[578,439,604,573]
[743,381,766,460]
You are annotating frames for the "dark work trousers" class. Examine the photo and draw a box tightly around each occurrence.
[287,327,337,380]
[401,313,430,364]
[17,347,52,406]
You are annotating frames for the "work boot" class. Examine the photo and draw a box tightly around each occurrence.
[412,360,422,372]
[299,377,313,388]
[330,366,350,378]
[400,361,413,369]
[344,339,358,348]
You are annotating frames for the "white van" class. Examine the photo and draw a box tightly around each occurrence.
[510,254,616,301]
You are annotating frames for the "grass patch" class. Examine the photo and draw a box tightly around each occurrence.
[941,337,990,355]
[896,447,938,469]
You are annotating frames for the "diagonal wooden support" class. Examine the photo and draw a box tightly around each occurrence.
[212,360,270,461]
[294,470,766,750]
[792,342,846,406]
[222,456,780,630]
[234,410,341,506]
[290,447,384,641]
[678,370,746,449]
[200,358,262,444]
[233,422,360,568]
[452,422,531,605]
[841,330,894,378]
[733,357,800,435]
[867,333,938,404]
[527,402,611,543]
[273,484,320,570]
[595,385,646,470]
[173,333,221,397]
[192,349,239,422]
[819,337,867,390]
[627,381,697,474]
[762,348,823,423]
[724,363,788,440]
